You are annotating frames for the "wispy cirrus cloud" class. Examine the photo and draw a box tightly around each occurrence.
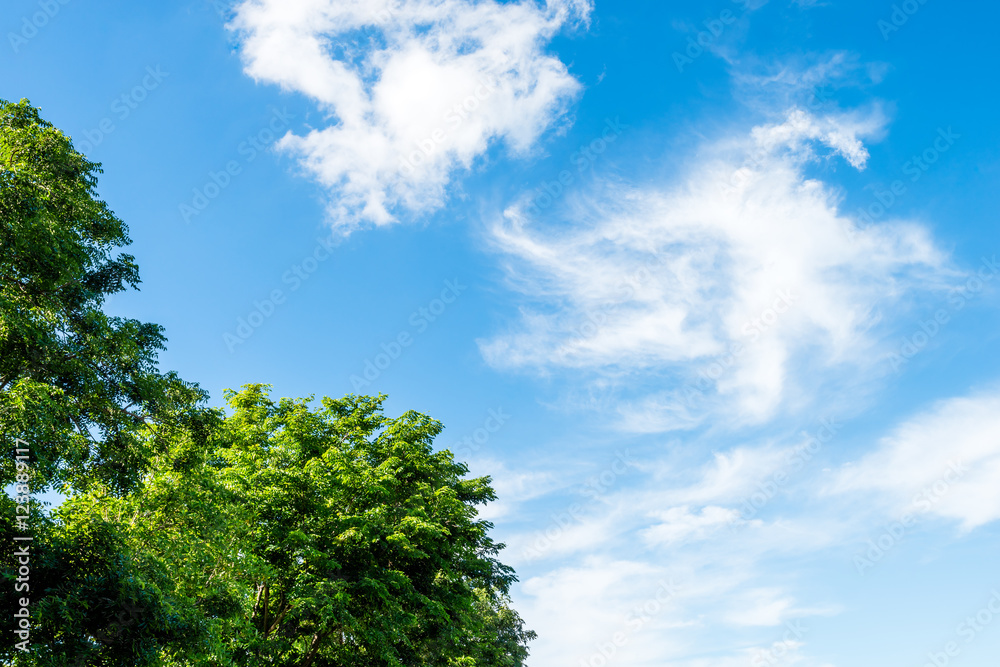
[502,385,1000,666]
[230,0,591,231]
[507,443,843,667]
[731,50,891,111]
[831,388,1000,531]
[479,106,952,431]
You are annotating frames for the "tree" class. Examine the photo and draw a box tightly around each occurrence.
[0,99,209,666]
[0,100,536,666]
[97,385,537,666]
[0,502,203,667]
[0,98,203,496]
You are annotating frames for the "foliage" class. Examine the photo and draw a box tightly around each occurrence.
[0,100,536,667]
[0,494,202,667]
[0,98,204,496]
[105,385,537,666]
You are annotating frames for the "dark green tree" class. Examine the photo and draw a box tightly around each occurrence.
[0,505,203,667]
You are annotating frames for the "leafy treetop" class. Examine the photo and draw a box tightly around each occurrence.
[0,98,203,495]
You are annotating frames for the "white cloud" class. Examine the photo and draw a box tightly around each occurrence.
[479,107,951,429]
[230,0,590,230]
[731,51,890,112]
[509,509,626,564]
[657,446,795,506]
[722,588,797,627]
[832,388,1000,531]
[518,557,686,667]
[464,456,559,521]
[749,107,877,168]
[641,505,740,546]
[499,436,839,565]
[515,543,828,667]
[492,430,862,667]
[499,384,1000,665]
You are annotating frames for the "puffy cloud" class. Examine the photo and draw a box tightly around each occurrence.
[480,107,950,429]
[230,0,590,230]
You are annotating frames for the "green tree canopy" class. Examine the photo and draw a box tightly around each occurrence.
[0,100,536,667]
[99,385,536,666]
[0,98,203,495]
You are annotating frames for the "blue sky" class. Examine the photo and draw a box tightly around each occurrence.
[5,0,1000,665]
